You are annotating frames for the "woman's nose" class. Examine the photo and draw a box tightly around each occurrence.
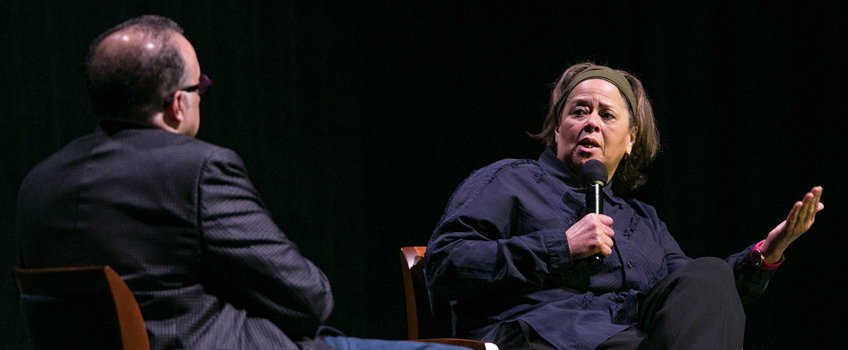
[583,113,602,132]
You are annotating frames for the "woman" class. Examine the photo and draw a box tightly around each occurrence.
[424,62,823,350]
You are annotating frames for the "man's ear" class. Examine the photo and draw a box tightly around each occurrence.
[163,92,184,129]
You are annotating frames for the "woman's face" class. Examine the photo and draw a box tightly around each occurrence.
[555,79,636,182]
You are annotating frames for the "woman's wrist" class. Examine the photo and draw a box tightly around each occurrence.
[761,231,791,263]
[753,240,785,269]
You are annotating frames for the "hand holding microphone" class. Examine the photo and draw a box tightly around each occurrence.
[565,159,615,262]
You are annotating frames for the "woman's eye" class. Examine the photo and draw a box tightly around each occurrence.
[601,111,616,120]
[572,109,587,116]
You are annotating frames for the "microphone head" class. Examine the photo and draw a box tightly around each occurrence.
[580,159,608,187]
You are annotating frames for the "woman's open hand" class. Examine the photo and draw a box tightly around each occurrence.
[760,186,824,263]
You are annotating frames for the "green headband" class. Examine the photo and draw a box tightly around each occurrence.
[560,65,638,118]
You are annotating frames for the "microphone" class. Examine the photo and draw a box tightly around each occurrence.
[579,159,608,263]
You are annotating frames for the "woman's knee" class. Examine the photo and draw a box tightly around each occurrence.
[681,257,735,288]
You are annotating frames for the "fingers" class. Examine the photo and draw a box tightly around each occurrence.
[578,218,614,256]
[800,186,823,224]
[567,214,616,260]
[590,213,614,226]
[789,201,805,233]
[594,216,615,257]
[809,186,824,214]
[785,186,824,235]
[599,230,615,257]
[802,191,815,218]
[590,213,615,238]
[786,200,802,223]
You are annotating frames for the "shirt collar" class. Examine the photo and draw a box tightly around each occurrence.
[99,119,158,133]
[538,148,623,205]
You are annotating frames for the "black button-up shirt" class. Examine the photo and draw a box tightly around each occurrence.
[426,148,771,350]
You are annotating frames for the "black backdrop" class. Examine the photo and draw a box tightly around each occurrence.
[2,1,846,349]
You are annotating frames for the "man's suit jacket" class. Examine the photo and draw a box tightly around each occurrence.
[16,121,333,349]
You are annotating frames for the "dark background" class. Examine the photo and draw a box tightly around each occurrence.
[2,1,846,349]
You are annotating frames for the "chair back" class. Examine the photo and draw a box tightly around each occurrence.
[13,265,150,350]
[399,246,454,340]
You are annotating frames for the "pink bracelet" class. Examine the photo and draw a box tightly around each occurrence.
[751,240,784,270]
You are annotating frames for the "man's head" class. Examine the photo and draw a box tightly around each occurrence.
[87,15,205,136]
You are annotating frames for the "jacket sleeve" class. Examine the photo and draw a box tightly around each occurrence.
[634,201,692,273]
[425,163,574,300]
[728,244,776,303]
[197,148,333,336]
[636,201,776,303]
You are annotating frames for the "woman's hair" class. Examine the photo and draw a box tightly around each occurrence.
[531,62,660,192]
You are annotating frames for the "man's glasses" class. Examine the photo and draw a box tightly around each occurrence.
[163,73,212,107]
[179,73,212,95]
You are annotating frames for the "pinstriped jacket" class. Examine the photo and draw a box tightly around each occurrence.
[17,121,333,349]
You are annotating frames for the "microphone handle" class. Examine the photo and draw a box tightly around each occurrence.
[587,183,603,214]
[586,183,604,264]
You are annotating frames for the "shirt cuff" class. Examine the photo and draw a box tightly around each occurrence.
[542,229,571,270]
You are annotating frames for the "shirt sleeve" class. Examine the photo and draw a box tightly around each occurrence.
[728,244,777,303]
[425,162,574,300]
[639,201,776,303]
[197,148,333,336]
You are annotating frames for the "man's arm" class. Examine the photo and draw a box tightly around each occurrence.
[197,148,333,336]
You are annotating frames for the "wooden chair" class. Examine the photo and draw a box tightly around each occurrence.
[399,246,497,350]
[13,265,150,350]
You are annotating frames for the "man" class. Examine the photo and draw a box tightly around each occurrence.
[16,15,460,350]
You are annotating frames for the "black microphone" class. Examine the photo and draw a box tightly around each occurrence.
[579,159,608,264]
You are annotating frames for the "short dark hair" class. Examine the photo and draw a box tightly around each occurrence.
[86,15,186,121]
[531,62,660,193]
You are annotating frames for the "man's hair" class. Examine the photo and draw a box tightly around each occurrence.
[86,15,186,121]
[531,62,660,193]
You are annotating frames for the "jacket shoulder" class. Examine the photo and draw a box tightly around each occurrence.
[442,158,543,210]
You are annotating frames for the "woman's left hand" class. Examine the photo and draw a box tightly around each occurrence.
[760,186,824,263]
